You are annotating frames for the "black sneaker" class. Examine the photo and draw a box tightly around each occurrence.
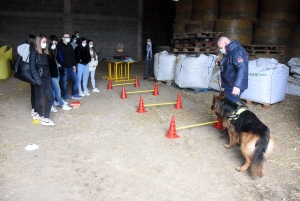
[143,77,148,80]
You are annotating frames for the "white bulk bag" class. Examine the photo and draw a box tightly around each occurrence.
[287,58,300,67]
[241,58,289,104]
[154,51,177,81]
[174,54,217,89]
[286,76,300,97]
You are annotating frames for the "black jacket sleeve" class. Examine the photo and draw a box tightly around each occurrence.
[29,50,42,86]
[71,46,76,66]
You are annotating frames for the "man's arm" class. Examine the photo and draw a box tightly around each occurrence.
[232,53,248,95]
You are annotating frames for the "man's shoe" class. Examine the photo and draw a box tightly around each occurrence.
[64,94,70,101]
[72,94,83,99]
[143,77,148,80]
[62,104,72,111]
[41,118,55,126]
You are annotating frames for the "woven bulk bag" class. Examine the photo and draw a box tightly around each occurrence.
[240,58,289,104]
[174,0,193,23]
[214,19,253,45]
[219,0,259,21]
[259,0,300,23]
[185,21,215,33]
[174,54,218,89]
[252,20,293,46]
[192,0,218,22]
[154,52,177,81]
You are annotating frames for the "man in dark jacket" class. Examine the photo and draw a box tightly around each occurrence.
[143,38,157,80]
[217,37,248,103]
[56,33,81,100]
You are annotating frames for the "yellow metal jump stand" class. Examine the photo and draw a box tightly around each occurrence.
[114,61,136,82]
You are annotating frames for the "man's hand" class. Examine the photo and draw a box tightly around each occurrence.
[73,66,76,72]
[232,87,240,96]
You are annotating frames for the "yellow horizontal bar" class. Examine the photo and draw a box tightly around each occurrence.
[144,102,176,107]
[177,121,218,130]
[112,83,135,86]
[127,90,154,94]
[114,79,135,82]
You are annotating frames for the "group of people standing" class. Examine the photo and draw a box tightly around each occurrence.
[17,31,100,126]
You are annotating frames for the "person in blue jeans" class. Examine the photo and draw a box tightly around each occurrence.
[48,35,72,111]
[143,38,157,80]
[74,37,91,96]
[56,33,82,100]
[217,36,249,103]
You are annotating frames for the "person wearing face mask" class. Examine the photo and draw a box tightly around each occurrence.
[143,38,157,80]
[87,40,100,92]
[29,34,55,126]
[56,33,82,100]
[48,35,72,111]
[75,31,80,44]
[70,35,78,49]
[17,35,38,119]
[216,36,249,103]
[74,37,91,96]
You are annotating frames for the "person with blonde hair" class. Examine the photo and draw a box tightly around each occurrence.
[29,34,55,126]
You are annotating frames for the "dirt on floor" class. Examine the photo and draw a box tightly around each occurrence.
[0,61,300,201]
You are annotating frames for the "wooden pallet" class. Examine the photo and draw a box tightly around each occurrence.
[185,32,223,38]
[174,41,217,48]
[243,45,285,56]
[242,99,270,109]
[173,46,218,53]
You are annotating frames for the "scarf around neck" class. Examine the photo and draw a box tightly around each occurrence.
[146,44,152,60]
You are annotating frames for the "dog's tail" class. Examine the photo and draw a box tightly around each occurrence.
[251,127,270,179]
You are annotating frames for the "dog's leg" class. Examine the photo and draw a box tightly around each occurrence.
[236,155,252,172]
[224,123,239,148]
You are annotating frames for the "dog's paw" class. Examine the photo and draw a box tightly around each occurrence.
[224,144,231,148]
[236,166,244,172]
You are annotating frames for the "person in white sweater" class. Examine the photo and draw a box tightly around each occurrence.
[87,40,100,92]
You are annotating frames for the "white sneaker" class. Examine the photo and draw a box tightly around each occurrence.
[31,110,35,117]
[79,91,85,97]
[41,118,55,126]
[32,113,40,120]
[84,91,90,96]
[93,88,100,92]
[63,100,68,105]
[51,106,58,112]
[62,104,72,111]
[53,101,59,106]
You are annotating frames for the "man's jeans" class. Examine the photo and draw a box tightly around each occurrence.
[145,59,154,78]
[51,76,64,106]
[60,67,79,96]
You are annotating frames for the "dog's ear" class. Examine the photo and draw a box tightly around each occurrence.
[219,91,226,99]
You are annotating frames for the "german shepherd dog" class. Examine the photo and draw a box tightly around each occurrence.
[211,92,274,179]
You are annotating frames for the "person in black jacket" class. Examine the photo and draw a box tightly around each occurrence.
[217,36,249,103]
[48,35,72,111]
[74,37,91,96]
[29,34,55,126]
[56,33,82,100]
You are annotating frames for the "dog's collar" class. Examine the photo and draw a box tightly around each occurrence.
[227,105,248,121]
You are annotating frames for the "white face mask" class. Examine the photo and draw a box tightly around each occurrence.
[147,42,151,45]
[73,39,77,43]
[65,38,70,43]
[220,48,226,55]
[51,45,56,50]
[76,35,79,38]
[89,44,93,48]
[41,43,47,49]
[82,43,86,47]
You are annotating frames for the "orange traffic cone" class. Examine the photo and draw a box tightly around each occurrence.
[134,76,140,87]
[175,93,183,109]
[120,85,128,99]
[137,96,147,113]
[107,79,113,90]
[165,116,179,139]
[153,82,159,96]
[213,117,224,130]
